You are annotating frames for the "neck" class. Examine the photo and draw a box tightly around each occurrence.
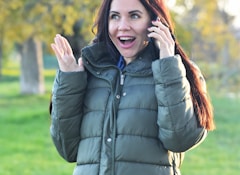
[124,57,136,65]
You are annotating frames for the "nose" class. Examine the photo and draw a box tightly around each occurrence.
[118,18,131,31]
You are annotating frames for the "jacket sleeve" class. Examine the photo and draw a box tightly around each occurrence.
[50,70,87,162]
[152,55,207,152]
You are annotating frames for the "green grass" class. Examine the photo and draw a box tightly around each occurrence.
[0,72,75,175]
[181,95,240,174]
[0,67,239,175]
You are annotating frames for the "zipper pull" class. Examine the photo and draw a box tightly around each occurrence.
[120,74,125,85]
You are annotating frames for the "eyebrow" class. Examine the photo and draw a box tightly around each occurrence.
[129,10,143,14]
[109,10,143,15]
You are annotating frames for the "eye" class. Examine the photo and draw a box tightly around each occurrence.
[110,13,120,20]
[131,13,140,19]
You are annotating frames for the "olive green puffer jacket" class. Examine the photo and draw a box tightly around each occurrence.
[50,42,207,175]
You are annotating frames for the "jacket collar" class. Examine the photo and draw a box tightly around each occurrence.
[81,41,159,75]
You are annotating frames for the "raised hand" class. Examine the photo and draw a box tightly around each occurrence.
[51,34,84,72]
[148,18,175,59]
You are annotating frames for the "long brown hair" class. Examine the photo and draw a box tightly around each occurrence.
[93,0,215,130]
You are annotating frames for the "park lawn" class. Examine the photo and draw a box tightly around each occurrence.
[181,94,240,174]
[0,70,239,175]
[0,73,75,175]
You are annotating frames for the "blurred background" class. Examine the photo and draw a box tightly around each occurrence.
[0,0,239,174]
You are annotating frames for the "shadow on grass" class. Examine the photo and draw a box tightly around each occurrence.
[0,75,19,82]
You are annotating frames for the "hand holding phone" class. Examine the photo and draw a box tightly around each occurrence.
[147,17,175,59]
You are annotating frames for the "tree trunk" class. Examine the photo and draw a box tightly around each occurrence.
[20,37,45,94]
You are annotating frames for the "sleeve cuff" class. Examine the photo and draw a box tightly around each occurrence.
[152,55,186,84]
[52,70,87,95]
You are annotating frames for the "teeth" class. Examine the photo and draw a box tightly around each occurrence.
[120,37,133,41]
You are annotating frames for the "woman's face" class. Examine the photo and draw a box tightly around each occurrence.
[108,0,151,64]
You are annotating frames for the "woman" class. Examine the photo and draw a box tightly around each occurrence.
[50,0,215,175]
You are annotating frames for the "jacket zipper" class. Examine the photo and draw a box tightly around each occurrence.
[120,72,125,85]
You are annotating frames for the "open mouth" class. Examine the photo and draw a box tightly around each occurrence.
[118,37,136,45]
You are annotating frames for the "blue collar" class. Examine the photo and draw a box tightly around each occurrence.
[117,55,125,71]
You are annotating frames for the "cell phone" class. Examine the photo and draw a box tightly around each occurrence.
[148,16,161,48]
[148,16,158,43]
[148,16,176,55]
[151,16,176,41]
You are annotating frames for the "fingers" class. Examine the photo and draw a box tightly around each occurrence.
[51,34,72,57]
[51,34,75,62]
[54,34,65,56]
[78,57,85,71]
[147,18,175,58]
[78,57,83,67]
[62,36,73,55]
[152,19,173,40]
[51,43,62,60]
[147,19,175,47]
[51,34,85,72]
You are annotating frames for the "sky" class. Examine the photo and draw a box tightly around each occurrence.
[167,0,240,27]
[223,0,240,27]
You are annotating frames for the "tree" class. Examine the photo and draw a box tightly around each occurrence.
[0,0,46,94]
[0,0,22,77]
[174,0,240,91]
[2,0,100,94]
[19,38,45,94]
